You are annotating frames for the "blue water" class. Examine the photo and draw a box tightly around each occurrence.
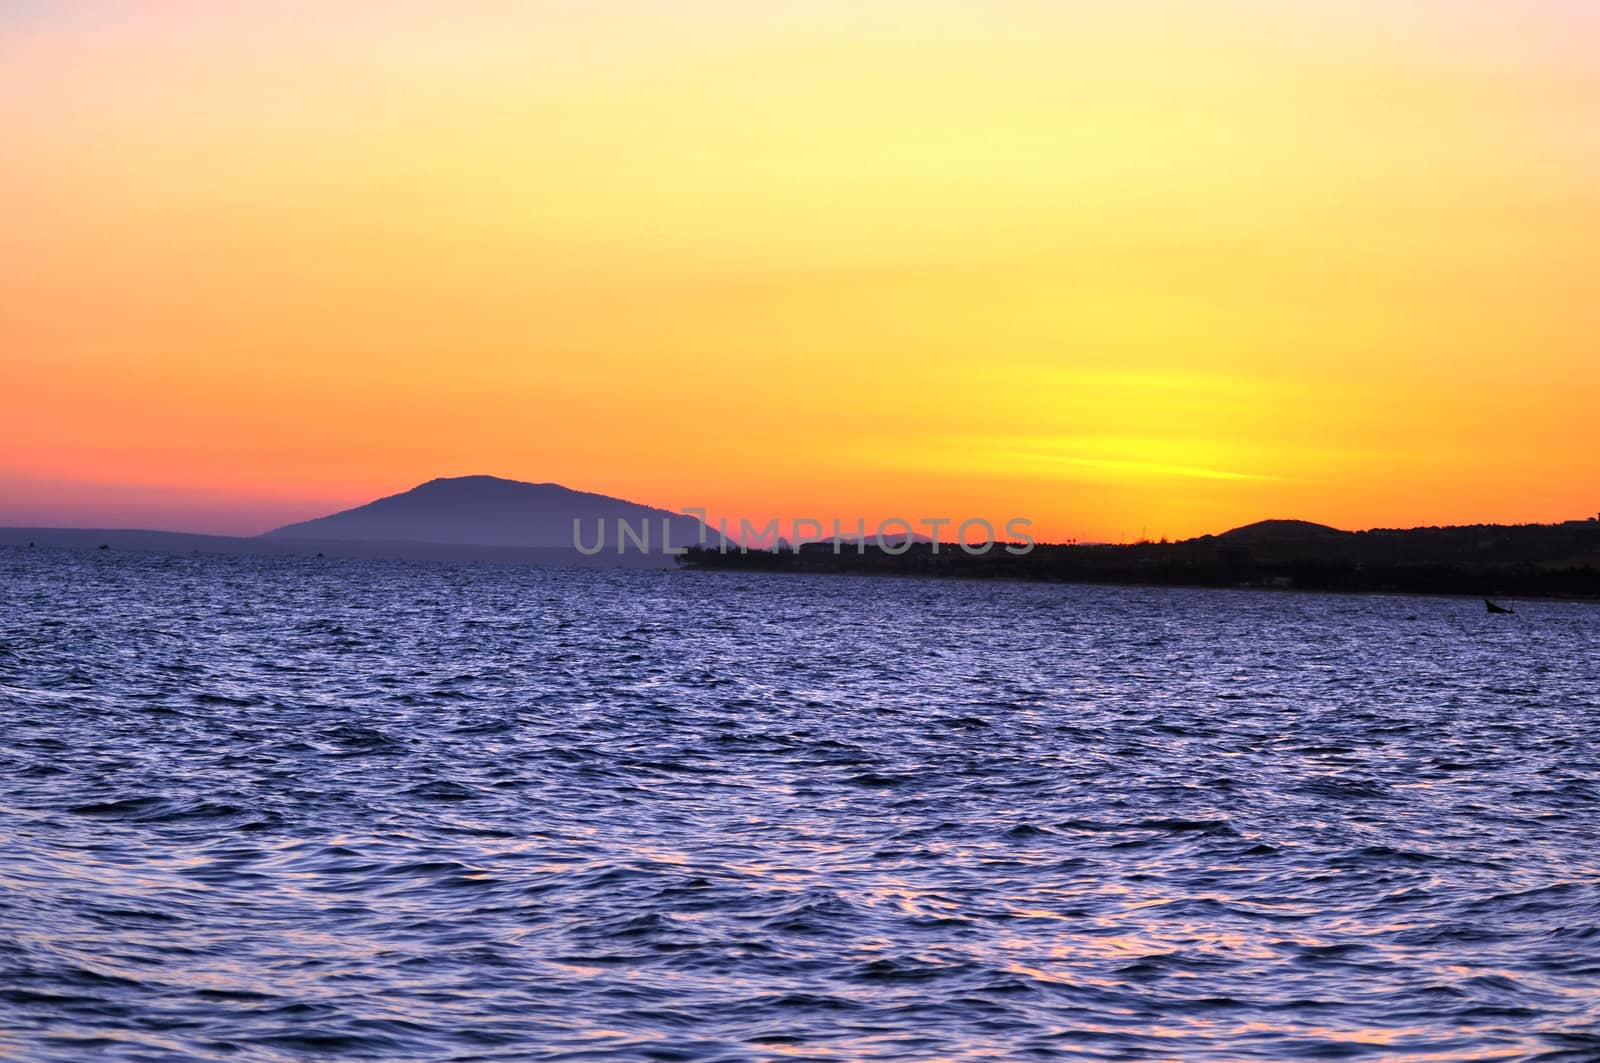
[3,547,1599,1061]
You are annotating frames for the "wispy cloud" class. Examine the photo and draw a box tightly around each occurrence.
[985,448,1290,483]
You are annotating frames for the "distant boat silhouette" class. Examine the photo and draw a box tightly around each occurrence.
[1485,599,1514,614]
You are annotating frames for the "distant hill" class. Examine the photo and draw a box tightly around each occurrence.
[1215,519,1347,543]
[263,475,716,552]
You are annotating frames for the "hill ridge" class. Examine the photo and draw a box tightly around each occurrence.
[263,475,714,550]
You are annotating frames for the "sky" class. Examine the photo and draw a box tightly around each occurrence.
[4,0,1598,541]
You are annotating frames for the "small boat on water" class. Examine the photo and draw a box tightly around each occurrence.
[1485,599,1514,614]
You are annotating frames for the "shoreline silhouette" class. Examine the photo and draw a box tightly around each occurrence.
[679,517,1600,600]
[5,478,1599,598]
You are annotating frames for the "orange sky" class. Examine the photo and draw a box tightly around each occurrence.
[4,1,1597,540]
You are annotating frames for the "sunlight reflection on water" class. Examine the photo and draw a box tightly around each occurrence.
[2,547,1599,1060]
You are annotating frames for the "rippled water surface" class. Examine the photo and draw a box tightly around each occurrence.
[3,547,1600,1061]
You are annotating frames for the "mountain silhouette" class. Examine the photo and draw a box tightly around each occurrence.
[1214,519,1347,544]
[263,475,715,551]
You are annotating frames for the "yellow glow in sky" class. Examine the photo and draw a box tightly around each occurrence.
[4,1,1597,538]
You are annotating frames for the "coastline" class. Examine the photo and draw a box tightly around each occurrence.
[675,531,1600,603]
[9,521,1600,603]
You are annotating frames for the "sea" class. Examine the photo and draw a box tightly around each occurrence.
[2,546,1598,1061]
